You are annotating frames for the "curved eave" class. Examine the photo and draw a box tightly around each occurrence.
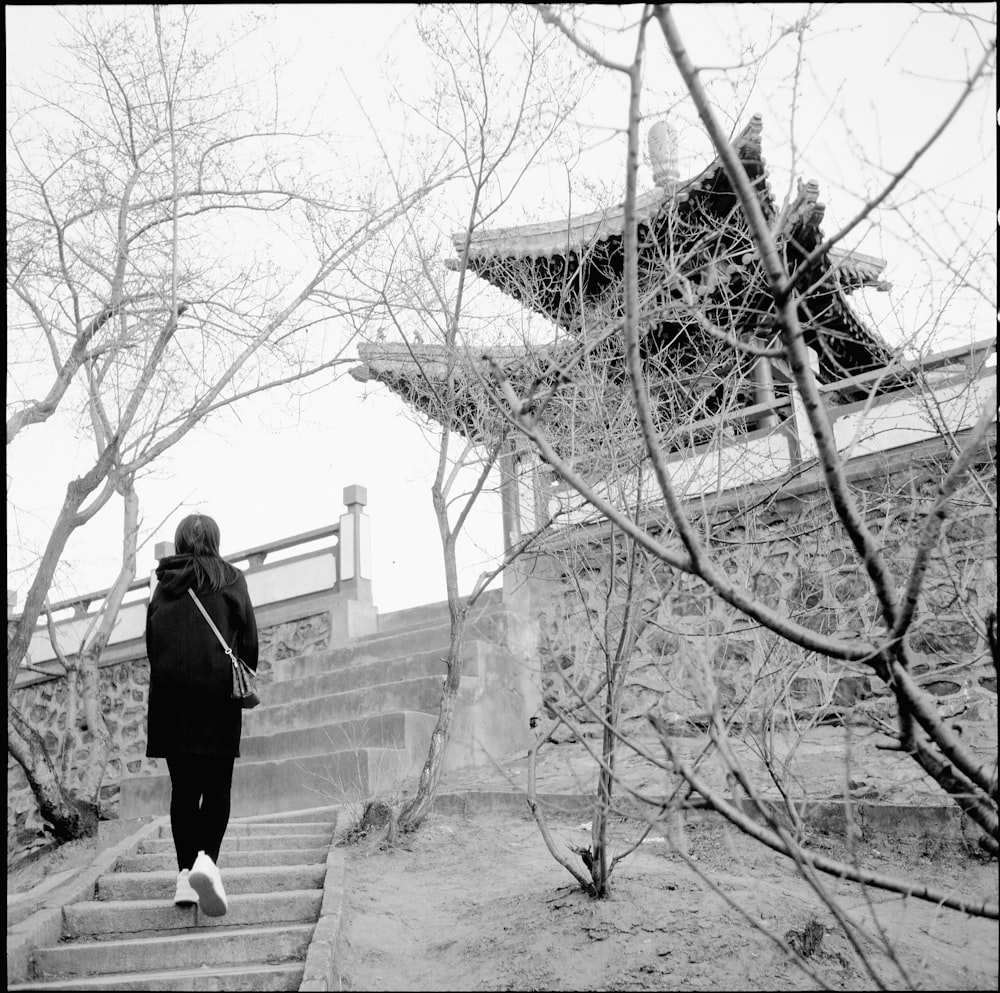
[351,360,486,441]
[783,180,888,293]
[350,343,529,443]
[827,248,889,291]
[448,114,887,298]
[446,114,894,382]
[450,116,766,266]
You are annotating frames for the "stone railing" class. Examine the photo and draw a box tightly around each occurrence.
[11,485,375,688]
[509,337,996,533]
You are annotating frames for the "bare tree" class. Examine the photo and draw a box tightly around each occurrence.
[6,6,449,840]
[445,1,997,982]
[345,3,598,841]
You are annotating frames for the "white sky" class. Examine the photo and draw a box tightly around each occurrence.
[6,4,996,616]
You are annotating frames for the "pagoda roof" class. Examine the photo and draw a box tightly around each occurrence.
[354,116,911,444]
[448,115,898,382]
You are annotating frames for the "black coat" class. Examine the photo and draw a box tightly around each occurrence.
[145,555,259,758]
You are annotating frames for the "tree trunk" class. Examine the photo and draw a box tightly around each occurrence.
[7,439,118,695]
[8,705,99,842]
[9,473,136,840]
[75,476,140,804]
[73,646,115,807]
[398,480,467,834]
[398,623,465,833]
[591,712,615,896]
[60,662,79,782]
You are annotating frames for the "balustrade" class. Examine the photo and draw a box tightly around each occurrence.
[11,485,373,684]
[505,337,997,539]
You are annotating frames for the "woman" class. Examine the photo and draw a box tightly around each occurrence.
[145,513,259,916]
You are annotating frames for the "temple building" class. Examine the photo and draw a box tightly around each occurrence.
[351,116,926,537]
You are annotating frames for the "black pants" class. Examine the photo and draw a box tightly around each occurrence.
[165,754,235,872]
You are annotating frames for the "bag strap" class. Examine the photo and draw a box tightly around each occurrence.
[188,588,238,663]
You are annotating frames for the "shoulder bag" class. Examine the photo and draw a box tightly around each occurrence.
[187,588,260,709]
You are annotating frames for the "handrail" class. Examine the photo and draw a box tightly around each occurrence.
[42,578,152,617]
[224,523,339,568]
[673,395,792,439]
[817,337,995,396]
[537,338,996,498]
[670,337,995,442]
[38,524,342,619]
[14,483,373,683]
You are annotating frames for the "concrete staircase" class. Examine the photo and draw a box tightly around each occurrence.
[9,811,338,991]
[119,590,523,819]
[9,591,532,991]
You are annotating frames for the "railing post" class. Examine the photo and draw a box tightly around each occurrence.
[338,484,372,603]
[499,444,520,552]
[787,349,822,465]
[752,341,778,431]
[789,390,821,465]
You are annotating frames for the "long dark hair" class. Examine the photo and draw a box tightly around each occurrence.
[174,514,238,591]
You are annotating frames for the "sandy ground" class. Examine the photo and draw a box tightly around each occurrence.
[335,724,998,992]
[336,811,998,992]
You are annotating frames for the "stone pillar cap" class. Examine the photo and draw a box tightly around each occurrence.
[343,484,367,507]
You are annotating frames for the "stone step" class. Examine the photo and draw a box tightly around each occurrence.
[270,595,505,682]
[374,588,503,634]
[139,833,331,855]
[244,675,455,737]
[229,804,340,825]
[241,710,437,763]
[123,744,418,819]
[230,804,341,823]
[119,639,503,822]
[9,961,302,991]
[191,820,335,837]
[63,889,322,939]
[262,646,464,705]
[97,865,325,902]
[271,626,451,682]
[227,748,423,814]
[29,923,313,981]
[117,847,328,871]
[374,597,453,633]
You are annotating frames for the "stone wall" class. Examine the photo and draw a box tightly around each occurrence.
[7,612,332,862]
[526,444,997,747]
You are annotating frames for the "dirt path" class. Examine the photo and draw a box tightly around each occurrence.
[336,812,998,991]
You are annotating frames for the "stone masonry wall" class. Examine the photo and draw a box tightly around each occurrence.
[529,448,997,752]
[7,612,332,862]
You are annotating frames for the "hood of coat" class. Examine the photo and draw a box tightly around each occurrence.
[154,553,241,596]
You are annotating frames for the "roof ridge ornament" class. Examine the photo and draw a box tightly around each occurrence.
[788,178,825,231]
[647,118,679,190]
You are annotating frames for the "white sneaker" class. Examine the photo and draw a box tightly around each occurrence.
[189,851,227,917]
[173,869,199,907]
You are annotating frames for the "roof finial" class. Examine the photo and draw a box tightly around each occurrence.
[647,118,679,190]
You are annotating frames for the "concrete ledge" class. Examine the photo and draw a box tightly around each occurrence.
[736,798,988,851]
[432,790,594,820]
[6,815,167,987]
[298,848,347,992]
[429,790,986,851]
[231,804,343,826]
